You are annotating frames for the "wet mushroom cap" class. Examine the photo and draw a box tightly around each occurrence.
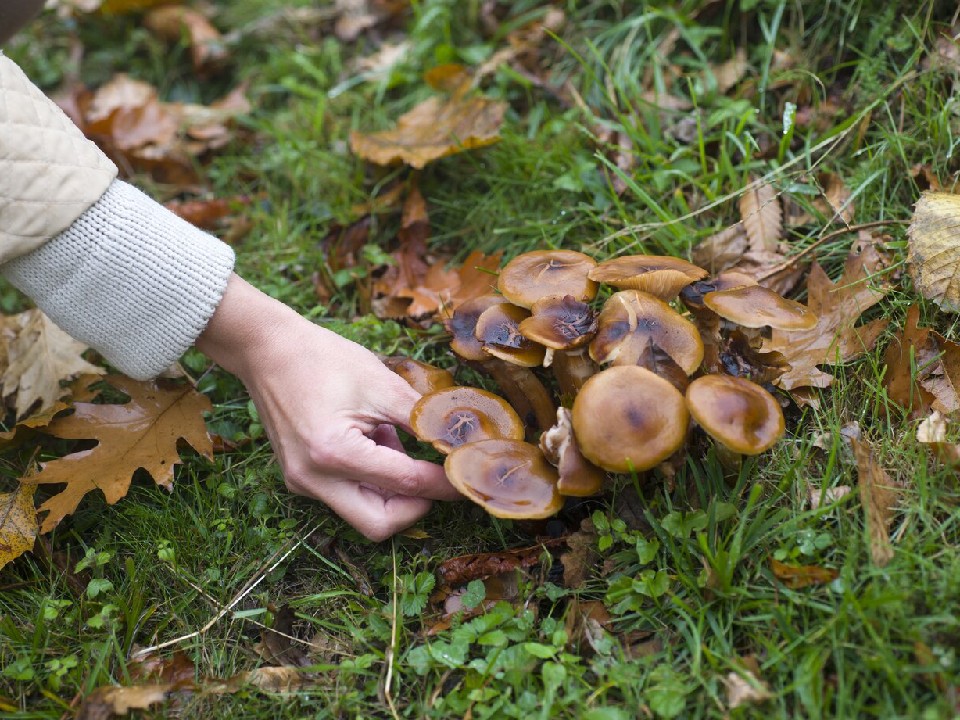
[446,294,511,361]
[572,366,689,473]
[383,356,455,396]
[589,290,704,375]
[411,386,524,454]
[680,271,757,311]
[497,250,599,308]
[444,439,563,519]
[475,302,546,367]
[588,255,708,299]
[685,374,785,455]
[703,284,817,330]
[519,295,598,350]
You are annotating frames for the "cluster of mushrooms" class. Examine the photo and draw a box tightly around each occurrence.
[385,250,817,520]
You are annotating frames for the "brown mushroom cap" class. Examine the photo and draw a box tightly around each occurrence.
[444,439,563,519]
[685,374,784,455]
[588,255,708,299]
[518,295,598,350]
[540,407,606,496]
[446,294,510,361]
[383,356,455,396]
[475,302,546,367]
[497,250,599,308]
[589,290,704,375]
[411,386,524,454]
[703,284,817,330]
[571,366,689,473]
[680,271,757,312]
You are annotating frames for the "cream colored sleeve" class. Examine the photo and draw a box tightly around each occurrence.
[2,180,236,379]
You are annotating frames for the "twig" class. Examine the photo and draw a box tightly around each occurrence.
[756,219,909,282]
[382,539,402,720]
[132,523,319,658]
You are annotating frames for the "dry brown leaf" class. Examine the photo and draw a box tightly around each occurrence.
[692,222,749,273]
[0,483,37,571]
[908,192,960,311]
[820,172,854,225]
[27,376,213,533]
[1,309,104,420]
[559,519,599,589]
[334,0,406,41]
[762,247,890,391]
[76,684,171,720]
[917,411,960,466]
[770,558,838,589]
[723,667,773,709]
[143,5,228,74]
[739,178,782,252]
[349,93,507,168]
[711,48,748,94]
[882,305,938,416]
[807,484,852,510]
[848,433,898,567]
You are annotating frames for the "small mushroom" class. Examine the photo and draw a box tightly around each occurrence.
[383,356,455,396]
[446,295,555,433]
[572,366,689,473]
[411,386,524,454]
[703,284,817,330]
[540,407,606,496]
[497,249,599,308]
[445,439,563,519]
[685,374,785,456]
[588,255,708,300]
[590,290,704,375]
[519,295,599,397]
[475,302,546,367]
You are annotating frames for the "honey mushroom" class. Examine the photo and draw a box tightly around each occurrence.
[588,254,708,300]
[410,386,524,454]
[382,356,455,395]
[539,407,605,497]
[497,249,599,308]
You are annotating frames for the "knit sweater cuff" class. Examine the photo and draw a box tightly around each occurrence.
[1,179,236,379]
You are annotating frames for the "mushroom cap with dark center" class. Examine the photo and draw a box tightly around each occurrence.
[383,356,455,396]
[444,439,563,519]
[589,290,704,375]
[497,250,599,308]
[685,374,784,454]
[571,366,689,473]
[703,284,817,330]
[411,386,524,454]
[540,407,606,496]
[518,295,598,350]
[445,294,511,361]
[588,255,708,299]
[475,302,546,367]
[680,271,757,312]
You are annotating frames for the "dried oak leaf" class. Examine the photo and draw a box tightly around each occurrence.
[908,192,960,311]
[26,376,213,534]
[76,684,173,720]
[739,178,782,252]
[849,431,899,567]
[762,248,890,391]
[0,483,37,571]
[349,93,507,169]
[1,309,105,421]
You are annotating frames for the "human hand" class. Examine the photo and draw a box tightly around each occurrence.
[196,274,461,541]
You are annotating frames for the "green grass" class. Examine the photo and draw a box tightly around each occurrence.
[3,0,960,717]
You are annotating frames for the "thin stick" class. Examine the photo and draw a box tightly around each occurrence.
[756,219,909,281]
[132,524,318,658]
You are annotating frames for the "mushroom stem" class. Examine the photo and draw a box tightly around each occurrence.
[552,347,597,401]
[481,359,556,434]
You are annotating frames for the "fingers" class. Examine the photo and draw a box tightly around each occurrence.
[316,479,435,542]
[370,423,404,452]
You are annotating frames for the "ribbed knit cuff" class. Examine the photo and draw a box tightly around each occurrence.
[1,179,236,379]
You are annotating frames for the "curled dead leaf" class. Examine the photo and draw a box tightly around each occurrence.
[739,178,783,253]
[0,483,37,571]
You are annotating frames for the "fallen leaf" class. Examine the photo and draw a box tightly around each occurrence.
[349,93,507,168]
[256,605,310,667]
[849,434,899,567]
[819,172,854,225]
[762,246,891,391]
[129,651,196,685]
[882,305,939,416]
[917,411,960,466]
[723,668,773,709]
[559,519,599,589]
[436,542,556,587]
[76,684,172,720]
[333,0,406,41]
[27,376,213,533]
[910,164,942,192]
[908,192,960,311]
[692,223,749,273]
[711,48,748,94]
[143,5,229,74]
[770,558,838,589]
[1,309,105,420]
[807,484,852,510]
[739,178,782,252]
[0,483,37,571]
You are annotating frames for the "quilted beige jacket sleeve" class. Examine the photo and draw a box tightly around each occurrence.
[0,52,117,262]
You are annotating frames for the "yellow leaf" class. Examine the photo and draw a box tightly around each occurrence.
[907,192,960,311]
[26,376,213,534]
[0,483,37,571]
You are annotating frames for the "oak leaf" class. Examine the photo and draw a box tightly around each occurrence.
[349,93,507,169]
[26,376,213,533]
[1,309,105,421]
[908,192,960,311]
[739,178,782,252]
[0,483,37,571]
[849,432,899,567]
[762,247,890,391]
